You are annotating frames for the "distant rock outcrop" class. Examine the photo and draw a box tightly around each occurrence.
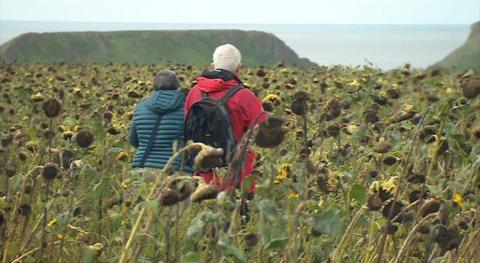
[435,21,480,71]
[0,30,317,67]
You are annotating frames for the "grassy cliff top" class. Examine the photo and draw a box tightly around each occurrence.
[435,21,480,72]
[0,29,317,67]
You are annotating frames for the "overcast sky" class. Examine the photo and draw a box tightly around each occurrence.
[0,0,479,24]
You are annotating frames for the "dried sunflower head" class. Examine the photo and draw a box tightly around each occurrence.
[291,99,306,115]
[42,162,59,180]
[461,75,480,99]
[419,198,442,218]
[190,182,218,203]
[75,130,94,148]
[244,232,259,247]
[159,189,181,206]
[42,98,62,118]
[193,146,224,172]
[255,117,286,148]
[433,225,460,251]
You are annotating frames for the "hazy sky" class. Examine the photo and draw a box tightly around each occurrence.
[0,0,479,24]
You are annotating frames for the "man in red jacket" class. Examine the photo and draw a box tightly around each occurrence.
[185,44,266,194]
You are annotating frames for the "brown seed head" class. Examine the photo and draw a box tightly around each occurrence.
[326,124,340,137]
[433,225,460,251]
[256,69,266,78]
[324,98,342,121]
[106,125,120,135]
[1,132,13,147]
[42,162,59,180]
[462,76,480,99]
[367,194,383,211]
[387,224,398,235]
[383,156,398,166]
[386,88,400,99]
[378,187,393,202]
[407,171,426,184]
[103,111,113,120]
[375,138,392,154]
[418,223,431,234]
[419,198,442,218]
[365,111,380,124]
[42,98,62,118]
[472,125,480,140]
[291,99,306,115]
[4,162,16,177]
[75,130,94,148]
[159,189,181,206]
[245,232,259,246]
[255,117,286,148]
[0,208,5,225]
[167,178,195,201]
[382,200,404,219]
[419,126,436,143]
[18,204,32,216]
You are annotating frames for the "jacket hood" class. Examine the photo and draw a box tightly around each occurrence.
[145,90,185,113]
[196,69,243,93]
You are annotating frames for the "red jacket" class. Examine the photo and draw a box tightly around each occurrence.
[185,69,266,192]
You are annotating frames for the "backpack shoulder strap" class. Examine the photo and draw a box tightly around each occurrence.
[139,113,164,168]
[219,85,243,104]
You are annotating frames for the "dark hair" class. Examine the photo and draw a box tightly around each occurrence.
[153,70,180,90]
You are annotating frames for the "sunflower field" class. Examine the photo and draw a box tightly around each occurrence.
[0,62,479,263]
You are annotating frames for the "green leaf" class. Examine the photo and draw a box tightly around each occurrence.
[63,116,78,127]
[82,247,96,263]
[430,254,448,263]
[186,219,205,240]
[180,252,203,263]
[427,184,443,196]
[109,212,122,232]
[143,200,158,212]
[217,236,246,263]
[88,120,106,145]
[257,199,280,221]
[258,219,272,244]
[241,176,255,195]
[82,165,98,179]
[264,237,288,251]
[0,197,8,209]
[312,209,344,236]
[186,212,208,240]
[57,212,71,225]
[349,184,367,204]
[106,147,126,155]
[92,178,110,198]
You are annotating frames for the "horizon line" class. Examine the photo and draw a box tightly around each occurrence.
[0,20,474,26]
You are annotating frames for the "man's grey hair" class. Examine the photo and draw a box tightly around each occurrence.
[153,70,180,90]
[212,44,242,73]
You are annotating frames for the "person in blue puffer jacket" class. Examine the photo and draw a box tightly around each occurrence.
[128,70,191,172]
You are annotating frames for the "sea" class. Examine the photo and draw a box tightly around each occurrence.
[0,21,470,69]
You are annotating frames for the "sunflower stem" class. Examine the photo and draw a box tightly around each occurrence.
[376,108,430,263]
[118,143,202,263]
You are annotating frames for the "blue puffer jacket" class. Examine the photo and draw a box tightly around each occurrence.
[128,90,191,171]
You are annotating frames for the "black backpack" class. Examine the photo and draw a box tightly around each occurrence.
[185,85,243,167]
